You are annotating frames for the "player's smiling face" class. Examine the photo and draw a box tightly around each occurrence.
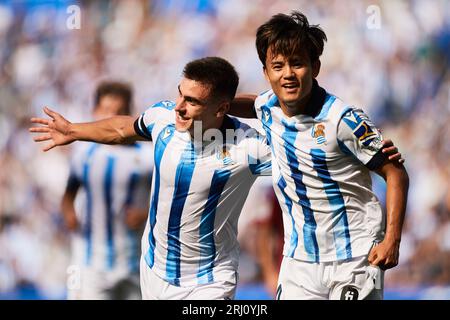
[174,78,222,135]
[264,47,320,116]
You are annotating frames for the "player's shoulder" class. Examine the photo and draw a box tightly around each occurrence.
[142,100,176,116]
[227,116,265,147]
[140,100,176,127]
[255,89,278,110]
[150,100,176,110]
[315,91,360,125]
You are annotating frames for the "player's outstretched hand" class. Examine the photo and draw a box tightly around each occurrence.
[29,107,75,152]
[381,139,405,164]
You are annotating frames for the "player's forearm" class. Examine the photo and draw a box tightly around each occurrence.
[69,116,137,144]
[61,192,76,218]
[256,226,277,275]
[133,207,149,225]
[229,94,257,118]
[383,165,409,244]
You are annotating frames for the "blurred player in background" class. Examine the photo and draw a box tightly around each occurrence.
[230,11,409,300]
[61,81,152,299]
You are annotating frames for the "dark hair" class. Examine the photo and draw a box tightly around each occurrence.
[256,11,327,67]
[94,81,133,115]
[182,57,239,103]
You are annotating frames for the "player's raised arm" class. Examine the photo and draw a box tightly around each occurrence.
[229,94,258,118]
[29,106,142,151]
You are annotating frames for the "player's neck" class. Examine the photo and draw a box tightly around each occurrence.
[280,93,312,117]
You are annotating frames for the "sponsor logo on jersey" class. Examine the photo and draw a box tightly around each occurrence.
[353,122,378,146]
[261,107,272,124]
[162,128,172,140]
[340,285,359,300]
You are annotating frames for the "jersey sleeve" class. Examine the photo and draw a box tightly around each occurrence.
[337,108,387,170]
[246,130,272,176]
[254,90,272,122]
[133,100,176,141]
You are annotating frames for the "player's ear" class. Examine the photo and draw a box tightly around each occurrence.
[216,101,230,117]
[312,59,321,78]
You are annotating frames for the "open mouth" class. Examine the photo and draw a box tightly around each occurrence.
[176,113,190,123]
[282,83,300,94]
[282,83,299,89]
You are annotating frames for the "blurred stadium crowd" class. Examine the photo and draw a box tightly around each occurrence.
[0,0,449,299]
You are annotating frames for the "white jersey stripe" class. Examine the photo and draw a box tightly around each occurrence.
[310,148,352,260]
[82,144,99,265]
[276,176,298,257]
[145,124,176,268]
[197,168,232,284]
[166,141,197,286]
[281,118,320,262]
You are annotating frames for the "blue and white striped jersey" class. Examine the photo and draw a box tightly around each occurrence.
[134,101,271,286]
[69,142,153,275]
[254,84,387,263]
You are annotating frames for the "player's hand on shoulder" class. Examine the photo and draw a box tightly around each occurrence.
[381,139,405,164]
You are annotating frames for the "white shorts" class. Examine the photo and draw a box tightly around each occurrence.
[140,256,237,300]
[276,255,384,300]
[66,266,141,300]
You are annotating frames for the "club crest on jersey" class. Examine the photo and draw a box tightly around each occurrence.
[311,123,327,145]
[216,146,235,166]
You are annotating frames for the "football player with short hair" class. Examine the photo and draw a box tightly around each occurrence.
[230,11,409,300]
[31,57,272,300]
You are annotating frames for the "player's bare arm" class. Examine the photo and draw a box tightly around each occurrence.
[29,107,143,151]
[125,207,149,230]
[61,185,80,232]
[369,161,409,270]
[230,94,257,118]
